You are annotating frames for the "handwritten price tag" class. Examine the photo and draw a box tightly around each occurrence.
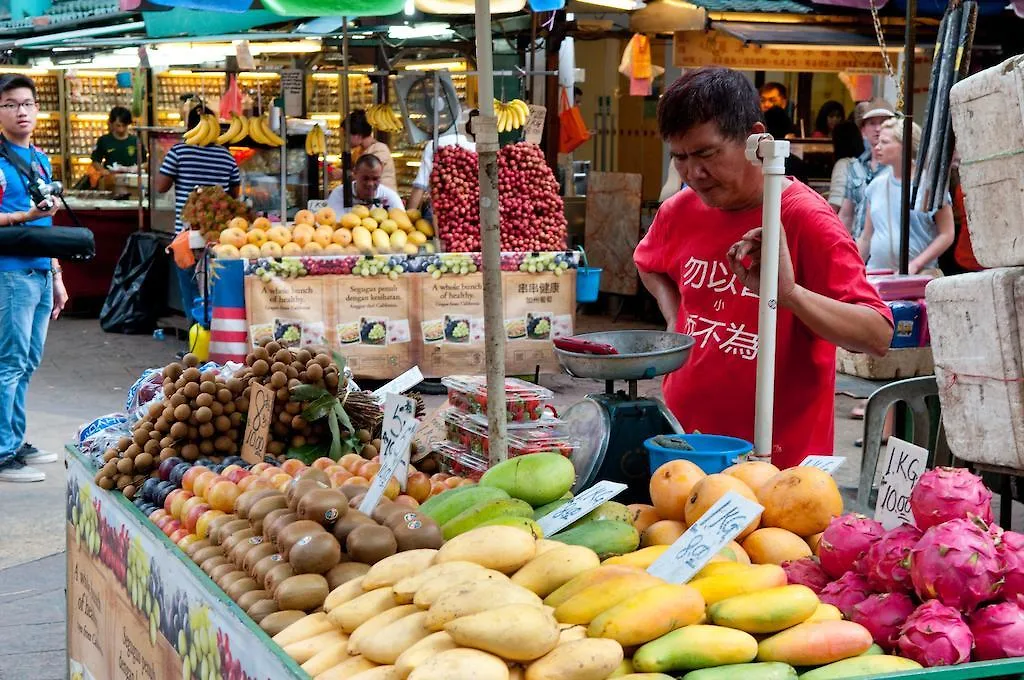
[306,199,329,212]
[373,367,424,399]
[524,105,547,145]
[647,492,763,583]
[799,455,846,475]
[874,438,928,530]
[358,394,418,514]
[536,481,628,537]
[241,382,275,464]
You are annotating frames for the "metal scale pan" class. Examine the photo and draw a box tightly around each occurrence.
[555,331,695,502]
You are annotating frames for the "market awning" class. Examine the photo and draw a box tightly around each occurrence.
[711,20,896,50]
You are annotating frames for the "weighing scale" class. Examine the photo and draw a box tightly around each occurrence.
[554,330,695,504]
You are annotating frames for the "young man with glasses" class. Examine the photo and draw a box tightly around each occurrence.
[0,73,68,483]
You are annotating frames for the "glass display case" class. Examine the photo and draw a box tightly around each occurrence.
[64,70,136,184]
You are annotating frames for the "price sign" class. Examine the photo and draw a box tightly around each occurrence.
[536,481,628,537]
[235,41,254,70]
[359,394,418,514]
[874,438,928,530]
[373,366,424,399]
[799,455,846,475]
[281,69,304,117]
[524,105,547,145]
[307,199,329,213]
[647,492,763,583]
[241,382,275,464]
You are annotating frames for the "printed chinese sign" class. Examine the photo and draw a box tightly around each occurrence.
[680,255,760,363]
[504,272,574,375]
[674,30,890,74]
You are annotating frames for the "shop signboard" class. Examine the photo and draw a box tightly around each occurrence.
[673,30,890,74]
[66,451,303,680]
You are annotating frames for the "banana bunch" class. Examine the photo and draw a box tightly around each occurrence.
[495,99,530,133]
[183,114,222,146]
[216,114,250,146]
[305,124,326,156]
[248,115,285,147]
[367,104,403,133]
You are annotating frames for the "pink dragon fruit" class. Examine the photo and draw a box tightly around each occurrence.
[909,466,993,530]
[898,600,974,666]
[817,513,886,578]
[781,557,830,594]
[819,571,874,617]
[909,518,1004,611]
[863,523,923,593]
[970,601,1024,661]
[849,592,917,651]
[999,531,1024,607]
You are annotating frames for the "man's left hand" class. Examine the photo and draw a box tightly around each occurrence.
[726,226,797,307]
[52,276,68,320]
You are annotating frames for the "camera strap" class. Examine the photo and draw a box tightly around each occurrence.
[0,136,50,194]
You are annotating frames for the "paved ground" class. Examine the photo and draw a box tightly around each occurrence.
[0,312,1017,680]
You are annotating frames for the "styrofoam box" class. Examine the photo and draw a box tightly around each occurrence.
[925,269,1024,469]
[949,55,1024,268]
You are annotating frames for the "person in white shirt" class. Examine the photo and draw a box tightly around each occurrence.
[407,109,476,212]
[327,154,404,215]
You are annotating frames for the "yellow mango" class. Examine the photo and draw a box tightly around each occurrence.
[603,545,670,569]
[806,603,843,622]
[407,649,509,680]
[314,655,376,680]
[757,620,874,666]
[371,229,391,252]
[690,561,749,581]
[363,549,437,590]
[689,564,787,605]
[425,580,542,630]
[394,632,458,678]
[633,625,759,673]
[445,603,560,662]
[273,612,334,647]
[512,545,601,597]
[412,568,508,608]
[348,604,419,656]
[588,583,706,646]
[436,525,537,574]
[328,587,397,633]
[554,572,662,625]
[282,629,348,664]
[607,659,635,677]
[359,611,433,665]
[544,565,647,608]
[525,638,625,680]
[393,561,483,604]
[347,667,399,680]
[707,585,819,633]
[301,641,351,677]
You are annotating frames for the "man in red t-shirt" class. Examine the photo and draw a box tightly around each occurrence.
[634,68,894,468]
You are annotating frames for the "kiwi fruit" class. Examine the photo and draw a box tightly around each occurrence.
[264,563,296,596]
[265,511,299,545]
[253,553,287,583]
[199,555,229,576]
[217,570,248,591]
[275,520,327,559]
[289,533,342,575]
[237,589,271,612]
[275,574,330,612]
[222,528,257,556]
[392,514,444,551]
[259,609,303,635]
[206,515,239,544]
[325,562,371,591]
[247,495,289,534]
[331,510,376,545]
[346,524,398,565]
[371,500,405,526]
[208,563,237,584]
[226,577,260,602]
[211,518,248,546]
[286,478,330,511]
[184,539,212,558]
[299,467,331,486]
[235,489,280,519]
[230,534,266,567]
[193,545,225,566]
[241,539,278,573]
[296,488,348,529]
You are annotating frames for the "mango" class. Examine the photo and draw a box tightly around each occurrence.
[680,662,797,680]
[757,621,874,666]
[532,498,571,520]
[796,655,922,679]
[552,520,639,559]
[392,561,483,604]
[359,611,432,665]
[544,565,646,607]
[407,648,509,680]
[588,583,706,646]
[425,580,542,630]
[351,226,373,251]
[554,571,662,625]
[607,659,635,677]
[567,501,632,529]
[691,561,749,581]
[316,655,376,679]
[394,632,458,678]
[412,568,508,608]
[362,549,437,590]
[603,545,670,569]
[371,228,391,252]
[479,453,575,507]
[441,498,535,539]
[445,603,560,662]
[613,676,675,680]
[525,638,625,680]
[419,485,510,525]
[347,604,419,655]
[436,525,536,573]
[689,564,787,605]
[707,585,819,633]
[859,644,885,656]
[478,515,544,537]
[512,545,602,597]
[633,625,759,673]
[806,603,843,623]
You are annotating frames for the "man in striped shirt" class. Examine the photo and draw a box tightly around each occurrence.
[156,105,241,331]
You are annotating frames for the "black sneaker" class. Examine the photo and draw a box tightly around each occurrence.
[16,442,59,465]
[0,458,46,482]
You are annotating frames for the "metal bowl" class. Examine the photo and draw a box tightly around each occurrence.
[554,330,695,381]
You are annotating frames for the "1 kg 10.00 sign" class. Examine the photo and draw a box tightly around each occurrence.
[241,382,275,464]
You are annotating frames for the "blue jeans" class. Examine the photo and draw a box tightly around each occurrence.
[176,264,199,328]
[0,269,52,465]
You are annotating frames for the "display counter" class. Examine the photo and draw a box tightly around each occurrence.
[66,447,305,680]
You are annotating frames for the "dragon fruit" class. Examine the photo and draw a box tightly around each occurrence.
[819,571,874,617]
[781,557,830,594]
[909,467,993,530]
[898,600,974,666]
[817,513,886,578]
[909,518,1004,611]
[863,523,923,593]
[999,531,1024,607]
[849,592,917,651]
[970,601,1024,661]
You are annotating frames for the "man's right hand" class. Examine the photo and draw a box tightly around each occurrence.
[26,203,57,222]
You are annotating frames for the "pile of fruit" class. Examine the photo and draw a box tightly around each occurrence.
[213,206,435,260]
[782,467,1024,667]
[430,142,568,253]
[366,104,404,134]
[494,98,530,132]
[181,185,253,239]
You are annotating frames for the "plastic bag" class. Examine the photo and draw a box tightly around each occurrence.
[77,413,131,466]
[100,233,170,334]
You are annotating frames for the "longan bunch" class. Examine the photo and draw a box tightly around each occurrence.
[236,339,346,459]
[95,354,249,498]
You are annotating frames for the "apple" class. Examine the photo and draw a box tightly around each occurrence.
[225,468,250,485]
[312,457,334,472]
[149,509,169,524]
[207,481,241,513]
[169,528,191,544]
[184,503,211,533]
[181,495,208,520]
[195,509,226,540]
[250,463,272,475]
[166,489,194,518]
[177,533,202,551]
[182,465,210,492]
[161,519,182,537]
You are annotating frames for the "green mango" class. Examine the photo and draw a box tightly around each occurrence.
[797,656,922,679]
[418,485,510,526]
[441,498,534,539]
[681,662,798,680]
[478,453,575,507]
[532,498,571,520]
[551,520,639,560]
[567,501,632,530]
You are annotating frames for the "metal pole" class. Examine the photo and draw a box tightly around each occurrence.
[279,106,287,222]
[474,0,508,466]
[341,17,353,208]
[747,134,790,458]
[899,0,916,275]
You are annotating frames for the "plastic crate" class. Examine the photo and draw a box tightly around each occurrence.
[441,375,554,423]
[443,410,577,461]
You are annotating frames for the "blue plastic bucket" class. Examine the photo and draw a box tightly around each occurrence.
[528,0,565,9]
[645,434,754,475]
[577,267,602,303]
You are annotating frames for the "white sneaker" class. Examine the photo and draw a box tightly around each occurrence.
[16,443,58,465]
[0,460,46,482]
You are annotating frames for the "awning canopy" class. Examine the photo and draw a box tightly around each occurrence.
[712,20,904,50]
